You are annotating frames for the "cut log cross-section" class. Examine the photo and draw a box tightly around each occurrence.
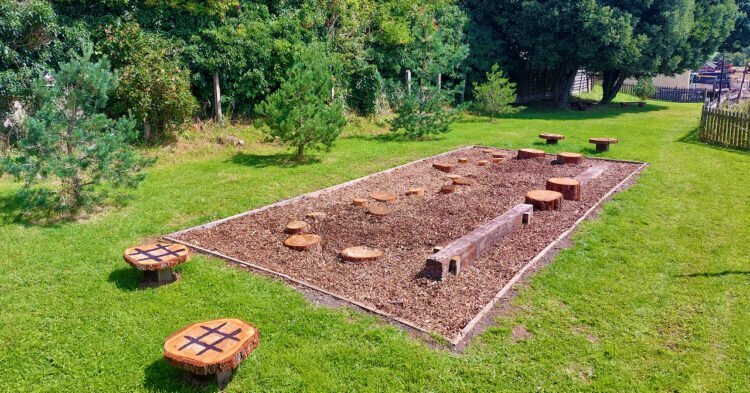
[478,160,489,166]
[306,212,327,220]
[285,220,308,234]
[440,184,456,194]
[352,198,368,207]
[546,178,581,201]
[424,203,533,280]
[370,191,397,203]
[163,318,260,388]
[433,162,455,173]
[367,204,391,216]
[517,148,546,159]
[123,242,190,285]
[557,152,583,165]
[284,234,321,251]
[452,177,472,186]
[458,157,469,164]
[406,188,425,197]
[539,133,565,145]
[340,246,383,262]
[525,190,563,211]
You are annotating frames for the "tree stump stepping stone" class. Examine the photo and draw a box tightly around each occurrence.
[352,198,368,207]
[370,191,397,203]
[481,149,494,154]
[440,184,456,194]
[285,220,308,234]
[557,152,583,165]
[367,204,391,216]
[340,246,384,262]
[589,137,618,152]
[517,148,545,159]
[492,158,504,164]
[406,188,425,196]
[492,152,507,159]
[123,242,190,285]
[306,212,327,220]
[458,157,469,164]
[452,177,472,186]
[163,318,260,388]
[546,177,581,201]
[525,190,563,211]
[433,162,455,173]
[284,234,321,251]
[539,133,565,144]
[478,160,489,166]
[447,174,462,179]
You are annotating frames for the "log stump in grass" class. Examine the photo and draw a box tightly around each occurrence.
[525,190,563,211]
[517,148,545,159]
[546,178,581,201]
[123,242,190,285]
[557,152,583,165]
[589,138,618,152]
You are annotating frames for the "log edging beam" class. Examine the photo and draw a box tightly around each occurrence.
[424,203,533,281]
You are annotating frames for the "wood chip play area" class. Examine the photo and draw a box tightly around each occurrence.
[166,146,645,343]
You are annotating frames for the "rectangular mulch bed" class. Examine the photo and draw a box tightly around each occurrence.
[167,146,644,342]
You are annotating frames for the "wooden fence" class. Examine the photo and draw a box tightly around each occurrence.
[699,106,750,149]
[620,84,706,103]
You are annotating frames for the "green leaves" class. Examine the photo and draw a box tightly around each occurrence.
[255,43,347,160]
[389,85,462,139]
[472,64,522,121]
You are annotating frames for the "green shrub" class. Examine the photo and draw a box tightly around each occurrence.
[255,44,347,160]
[389,86,462,139]
[0,44,153,217]
[98,21,197,142]
[632,77,657,101]
[347,63,383,116]
[472,64,522,121]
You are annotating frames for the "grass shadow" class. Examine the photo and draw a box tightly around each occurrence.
[677,126,750,155]
[229,152,321,168]
[143,358,220,393]
[510,101,670,121]
[107,267,144,291]
[0,192,66,228]
[343,133,447,143]
[678,270,750,278]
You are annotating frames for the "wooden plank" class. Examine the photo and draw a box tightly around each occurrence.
[424,203,533,281]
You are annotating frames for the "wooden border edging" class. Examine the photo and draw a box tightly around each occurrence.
[163,146,647,349]
[448,160,648,346]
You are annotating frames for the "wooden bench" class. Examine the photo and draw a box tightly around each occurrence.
[570,102,594,111]
[123,242,190,285]
[619,101,645,108]
[589,138,619,152]
[164,318,260,388]
[539,133,565,145]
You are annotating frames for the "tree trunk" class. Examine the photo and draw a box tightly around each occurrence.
[601,69,627,104]
[552,66,578,109]
[213,72,223,122]
[296,144,304,160]
[143,120,152,142]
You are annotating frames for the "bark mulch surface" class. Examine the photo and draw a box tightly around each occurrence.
[175,147,642,338]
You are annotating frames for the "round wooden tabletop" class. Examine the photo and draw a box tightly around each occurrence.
[123,242,190,271]
[589,137,619,144]
[163,318,260,375]
[539,133,565,140]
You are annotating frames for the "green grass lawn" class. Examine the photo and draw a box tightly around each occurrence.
[1,95,749,392]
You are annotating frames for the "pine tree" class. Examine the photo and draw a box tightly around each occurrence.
[0,44,153,217]
[473,64,522,121]
[255,44,346,160]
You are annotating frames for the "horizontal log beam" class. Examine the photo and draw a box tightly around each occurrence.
[424,203,533,281]
[574,163,609,185]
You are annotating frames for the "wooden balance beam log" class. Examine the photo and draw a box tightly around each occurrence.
[574,163,609,185]
[424,203,533,281]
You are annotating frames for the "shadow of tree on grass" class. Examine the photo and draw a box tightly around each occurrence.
[229,152,321,168]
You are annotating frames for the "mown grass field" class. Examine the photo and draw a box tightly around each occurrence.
[1,95,749,392]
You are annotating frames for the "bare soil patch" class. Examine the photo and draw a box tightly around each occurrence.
[172,147,641,338]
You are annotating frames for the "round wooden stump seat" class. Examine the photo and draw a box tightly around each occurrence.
[440,184,456,194]
[557,152,583,165]
[284,234,321,251]
[367,204,391,216]
[517,148,546,159]
[478,160,489,166]
[352,198,368,207]
[525,190,563,211]
[370,191,397,203]
[433,162,455,173]
[539,133,565,144]
[124,242,190,285]
[340,246,383,262]
[589,137,619,152]
[546,177,581,201]
[285,220,308,234]
[406,188,425,197]
[164,318,260,387]
[492,152,507,159]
